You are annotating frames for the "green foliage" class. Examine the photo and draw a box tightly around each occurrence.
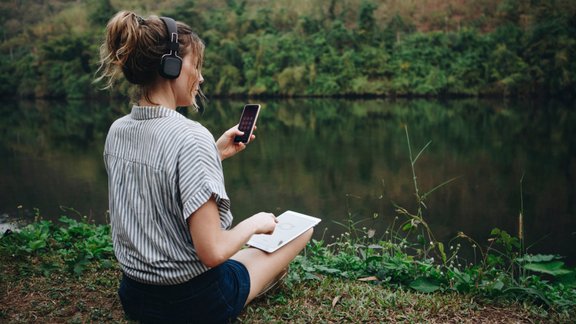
[357,1,377,34]
[522,260,573,277]
[88,0,116,26]
[1,0,575,99]
[0,211,114,276]
[289,231,575,312]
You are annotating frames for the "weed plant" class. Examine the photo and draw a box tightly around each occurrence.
[0,208,114,277]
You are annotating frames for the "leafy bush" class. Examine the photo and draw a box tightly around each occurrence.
[0,212,114,276]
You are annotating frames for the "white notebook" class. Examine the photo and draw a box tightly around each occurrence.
[247,210,321,253]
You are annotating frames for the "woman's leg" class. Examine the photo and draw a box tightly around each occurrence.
[231,228,313,304]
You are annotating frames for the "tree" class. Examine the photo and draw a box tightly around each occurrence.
[358,0,377,33]
[88,0,115,26]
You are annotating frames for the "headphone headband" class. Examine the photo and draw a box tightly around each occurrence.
[159,17,182,79]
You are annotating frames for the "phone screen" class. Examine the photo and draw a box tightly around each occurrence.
[234,104,261,143]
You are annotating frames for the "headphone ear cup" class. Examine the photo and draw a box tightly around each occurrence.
[160,54,182,79]
[159,17,182,80]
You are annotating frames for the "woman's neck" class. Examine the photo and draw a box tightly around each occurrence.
[139,83,177,109]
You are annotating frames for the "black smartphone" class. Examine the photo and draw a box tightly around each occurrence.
[234,104,261,143]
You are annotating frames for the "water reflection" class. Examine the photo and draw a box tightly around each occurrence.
[1,98,575,264]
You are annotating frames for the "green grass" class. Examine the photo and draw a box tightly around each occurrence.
[243,277,564,323]
[0,254,571,323]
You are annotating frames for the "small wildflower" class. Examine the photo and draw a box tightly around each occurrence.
[367,229,376,238]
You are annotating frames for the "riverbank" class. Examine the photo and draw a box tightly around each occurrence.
[1,216,574,323]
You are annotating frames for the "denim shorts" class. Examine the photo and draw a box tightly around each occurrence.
[118,259,250,324]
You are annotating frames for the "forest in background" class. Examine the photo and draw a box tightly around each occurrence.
[0,0,575,99]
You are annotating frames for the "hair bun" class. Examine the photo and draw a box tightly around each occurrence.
[106,11,141,66]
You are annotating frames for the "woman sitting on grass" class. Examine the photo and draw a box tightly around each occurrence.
[96,10,312,323]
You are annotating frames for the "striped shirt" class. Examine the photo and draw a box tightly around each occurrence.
[104,106,233,285]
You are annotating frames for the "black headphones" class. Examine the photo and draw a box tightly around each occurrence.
[159,17,182,79]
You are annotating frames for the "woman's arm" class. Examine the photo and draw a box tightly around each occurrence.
[188,197,276,268]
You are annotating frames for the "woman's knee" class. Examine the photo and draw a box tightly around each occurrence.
[300,227,314,245]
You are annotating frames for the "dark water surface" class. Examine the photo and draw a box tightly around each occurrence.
[1,98,575,264]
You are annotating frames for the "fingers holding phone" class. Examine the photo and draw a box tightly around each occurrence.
[216,104,260,160]
[234,104,260,144]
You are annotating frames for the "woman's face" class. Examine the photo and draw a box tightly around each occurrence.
[174,52,203,107]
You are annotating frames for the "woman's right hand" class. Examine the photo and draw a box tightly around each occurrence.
[248,212,278,235]
[189,200,278,268]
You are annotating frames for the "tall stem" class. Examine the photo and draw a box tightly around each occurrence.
[404,125,420,203]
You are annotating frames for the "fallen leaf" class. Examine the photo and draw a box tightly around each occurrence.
[332,295,341,308]
[357,276,379,282]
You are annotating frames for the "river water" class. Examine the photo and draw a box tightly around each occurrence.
[1,98,575,265]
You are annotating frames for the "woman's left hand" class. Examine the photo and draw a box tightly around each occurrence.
[216,125,256,160]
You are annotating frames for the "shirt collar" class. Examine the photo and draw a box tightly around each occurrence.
[130,105,184,120]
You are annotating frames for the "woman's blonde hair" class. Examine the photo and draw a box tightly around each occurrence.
[95,11,205,109]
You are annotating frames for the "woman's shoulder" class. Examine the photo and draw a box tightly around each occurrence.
[167,118,218,157]
[177,118,214,142]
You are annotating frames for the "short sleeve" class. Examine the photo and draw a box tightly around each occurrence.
[176,125,231,226]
